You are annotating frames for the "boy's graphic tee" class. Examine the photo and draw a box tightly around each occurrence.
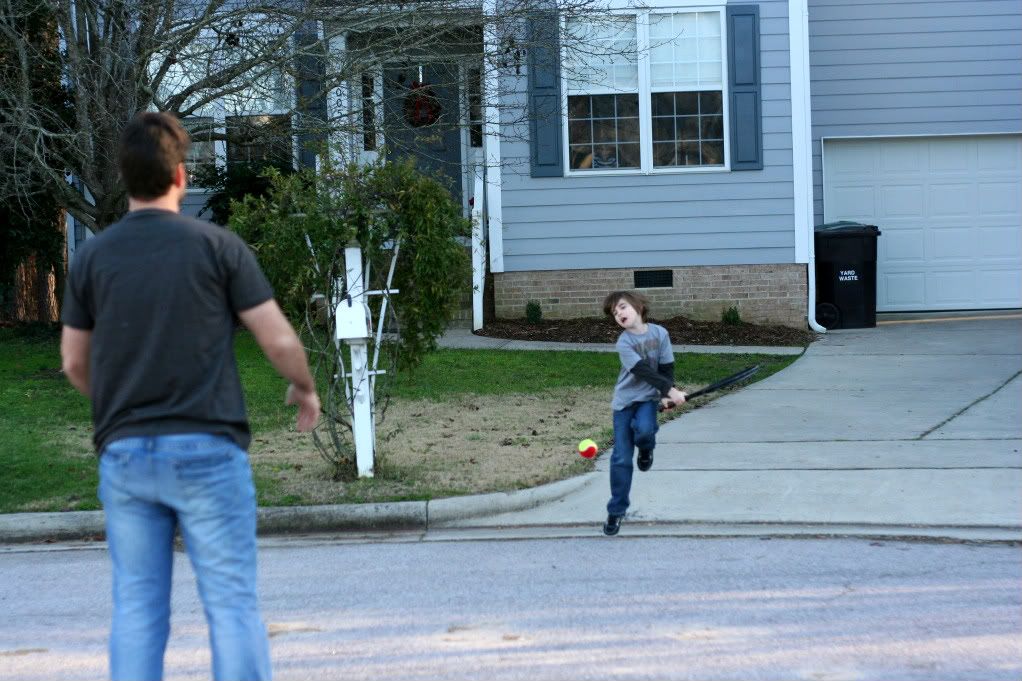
[612,323,674,410]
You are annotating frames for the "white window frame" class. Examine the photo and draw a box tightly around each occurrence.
[561,3,730,177]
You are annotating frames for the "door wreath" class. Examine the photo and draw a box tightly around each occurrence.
[403,80,442,127]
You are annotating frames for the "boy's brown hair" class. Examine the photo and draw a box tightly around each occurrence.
[118,112,190,200]
[603,290,651,322]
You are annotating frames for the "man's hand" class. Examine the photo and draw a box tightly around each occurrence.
[286,384,320,432]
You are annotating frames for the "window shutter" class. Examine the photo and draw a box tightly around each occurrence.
[527,14,563,178]
[727,5,762,170]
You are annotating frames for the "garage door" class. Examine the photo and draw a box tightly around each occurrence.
[823,135,1022,312]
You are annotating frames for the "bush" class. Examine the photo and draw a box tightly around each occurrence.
[229,158,471,371]
[525,300,543,324]
[228,157,471,479]
[721,305,742,325]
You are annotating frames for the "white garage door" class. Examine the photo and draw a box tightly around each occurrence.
[823,135,1022,312]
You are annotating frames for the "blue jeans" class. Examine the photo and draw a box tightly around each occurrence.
[607,400,659,517]
[98,434,271,681]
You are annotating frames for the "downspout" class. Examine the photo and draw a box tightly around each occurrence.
[789,0,826,332]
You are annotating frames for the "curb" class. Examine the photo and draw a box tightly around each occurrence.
[428,473,598,525]
[0,473,598,544]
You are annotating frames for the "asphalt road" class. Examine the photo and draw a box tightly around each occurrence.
[1,534,1019,681]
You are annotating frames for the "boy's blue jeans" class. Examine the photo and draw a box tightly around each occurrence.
[98,433,271,681]
[607,400,659,517]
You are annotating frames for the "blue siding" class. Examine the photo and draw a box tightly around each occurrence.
[499,0,795,273]
[181,190,213,221]
[808,0,1022,224]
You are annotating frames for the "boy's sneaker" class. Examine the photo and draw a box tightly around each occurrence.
[603,514,622,536]
[637,449,654,471]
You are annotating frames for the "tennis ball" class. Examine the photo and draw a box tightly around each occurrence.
[577,438,598,459]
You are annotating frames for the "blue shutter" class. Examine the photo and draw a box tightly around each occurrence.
[727,5,763,170]
[295,21,326,169]
[528,14,563,178]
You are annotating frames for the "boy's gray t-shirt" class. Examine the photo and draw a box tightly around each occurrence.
[612,323,674,410]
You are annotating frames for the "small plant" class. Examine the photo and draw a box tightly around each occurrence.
[525,300,543,324]
[721,305,742,325]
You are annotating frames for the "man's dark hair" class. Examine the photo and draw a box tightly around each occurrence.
[603,290,651,322]
[118,112,190,200]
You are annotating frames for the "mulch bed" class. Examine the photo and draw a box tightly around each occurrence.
[478,316,818,347]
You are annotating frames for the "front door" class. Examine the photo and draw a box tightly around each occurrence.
[382,63,463,207]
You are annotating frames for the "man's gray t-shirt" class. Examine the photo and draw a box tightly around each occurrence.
[612,323,674,410]
[61,209,274,452]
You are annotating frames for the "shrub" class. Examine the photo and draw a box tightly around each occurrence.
[227,157,471,479]
[525,300,543,324]
[721,305,742,325]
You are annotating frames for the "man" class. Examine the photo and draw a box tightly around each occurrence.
[61,111,319,681]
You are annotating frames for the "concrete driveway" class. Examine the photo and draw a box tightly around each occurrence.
[438,316,1022,541]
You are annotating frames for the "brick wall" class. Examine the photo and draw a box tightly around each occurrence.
[493,264,808,327]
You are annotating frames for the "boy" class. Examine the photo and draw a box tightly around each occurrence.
[602,291,687,536]
[61,111,320,680]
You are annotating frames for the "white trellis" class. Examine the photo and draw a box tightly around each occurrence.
[333,239,400,478]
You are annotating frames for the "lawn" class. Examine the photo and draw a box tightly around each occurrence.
[0,326,799,512]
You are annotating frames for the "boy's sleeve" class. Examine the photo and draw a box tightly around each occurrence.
[657,361,675,385]
[658,326,675,364]
[616,335,642,372]
[620,335,673,396]
[631,362,673,396]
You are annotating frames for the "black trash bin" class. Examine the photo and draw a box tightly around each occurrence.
[814,221,882,329]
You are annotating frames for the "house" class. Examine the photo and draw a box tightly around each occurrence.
[482,0,1021,327]
[76,0,1019,329]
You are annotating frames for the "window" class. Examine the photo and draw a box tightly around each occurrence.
[564,10,727,173]
[225,114,293,170]
[467,66,483,148]
[361,75,377,151]
[565,17,639,170]
[181,117,216,183]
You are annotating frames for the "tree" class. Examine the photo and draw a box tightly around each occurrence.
[0,0,68,321]
[0,0,616,232]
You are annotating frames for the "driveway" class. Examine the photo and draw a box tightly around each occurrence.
[437,316,1022,540]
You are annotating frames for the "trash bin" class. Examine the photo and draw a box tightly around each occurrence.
[814,221,882,329]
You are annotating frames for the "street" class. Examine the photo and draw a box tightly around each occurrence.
[1,533,1019,680]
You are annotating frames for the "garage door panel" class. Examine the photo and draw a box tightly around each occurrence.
[929,226,975,262]
[824,134,1021,311]
[880,142,923,173]
[929,270,976,305]
[881,272,925,307]
[829,185,875,217]
[977,138,1020,171]
[980,270,1022,305]
[880,185,924,217]
[978,226,1021,259]
[928,183,973,216]
[929,139,975,173]
[979,182,1021,214]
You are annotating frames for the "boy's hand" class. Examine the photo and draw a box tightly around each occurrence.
[667,387,687,405]
[660,397,675,411]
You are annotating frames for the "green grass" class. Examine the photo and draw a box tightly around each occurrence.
[0,326,799,513]
[0,326,96,512]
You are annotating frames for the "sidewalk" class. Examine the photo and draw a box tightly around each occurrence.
[2,318,1019,544]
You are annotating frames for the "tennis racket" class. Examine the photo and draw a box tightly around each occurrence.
[660,364,761,409]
